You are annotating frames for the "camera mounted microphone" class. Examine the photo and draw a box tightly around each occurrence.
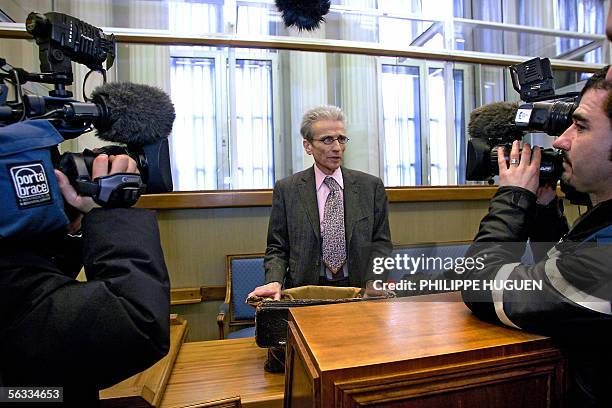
[464,57,590,206]
[58,81,176,206]
[466,101,563,183]
[1,11,176,239]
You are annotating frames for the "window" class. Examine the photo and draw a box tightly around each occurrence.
[380,61,471,186]
[159,0,595,190]
[381,64,422,186]
[556,0,605,64]
[169,2,277,191]
[233,59,275,189]
[170,53,277,190]
[170,57,218,190]
[427,67,468,185]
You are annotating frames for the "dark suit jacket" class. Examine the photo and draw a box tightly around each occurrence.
[264,166,392,288]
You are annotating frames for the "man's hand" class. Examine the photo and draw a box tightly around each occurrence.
[497,140,541,194]
[247,282,282,301]
[55,154,139,232]
[363,280,392,299]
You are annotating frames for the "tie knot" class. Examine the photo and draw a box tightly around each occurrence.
[324,176,340,191]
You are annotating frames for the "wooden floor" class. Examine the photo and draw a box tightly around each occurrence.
[159,338,284,408]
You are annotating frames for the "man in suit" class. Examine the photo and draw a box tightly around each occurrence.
[248,105,392,300]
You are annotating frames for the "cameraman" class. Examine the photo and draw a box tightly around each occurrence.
[460,64,612,407]
[0,153,170,406]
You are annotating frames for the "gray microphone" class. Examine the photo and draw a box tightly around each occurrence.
[91,82,175,194]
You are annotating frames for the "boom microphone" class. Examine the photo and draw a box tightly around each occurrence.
[275,0,331,31]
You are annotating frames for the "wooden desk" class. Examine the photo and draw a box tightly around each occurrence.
[285,293,566,407]
[160,338,284,408]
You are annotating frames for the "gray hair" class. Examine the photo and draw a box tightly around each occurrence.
[300,105,345,141]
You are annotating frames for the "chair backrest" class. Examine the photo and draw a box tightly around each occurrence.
[387,241,472,283]
[226,254,265,326]
[387,240,536,283]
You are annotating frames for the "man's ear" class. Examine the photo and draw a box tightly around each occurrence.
[303,139,312,155]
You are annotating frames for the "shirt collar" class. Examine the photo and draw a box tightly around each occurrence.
[314,165,343,191]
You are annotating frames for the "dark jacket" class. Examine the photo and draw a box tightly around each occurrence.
[0,208,170,406]
[264,166,392,288]
[461,186,612,407]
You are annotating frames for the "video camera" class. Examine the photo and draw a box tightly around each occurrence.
[466,57,579,184]
[0,12,175,239]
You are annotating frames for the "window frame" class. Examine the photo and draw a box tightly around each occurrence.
[377,57,474,186]
[169,47,280,190]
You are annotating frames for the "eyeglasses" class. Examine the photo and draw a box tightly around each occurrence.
[313,135,350,145]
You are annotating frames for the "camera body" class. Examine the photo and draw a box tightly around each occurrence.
[0,12,173,210]
[510,58,579,137]
[466,57,579,184]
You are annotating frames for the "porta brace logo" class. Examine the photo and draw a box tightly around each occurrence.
[9,162,52,208]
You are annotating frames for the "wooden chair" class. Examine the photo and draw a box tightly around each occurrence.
[217,254,265,339]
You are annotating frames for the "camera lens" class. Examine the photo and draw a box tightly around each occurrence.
[524,100,577,136]
[545,100,577,136]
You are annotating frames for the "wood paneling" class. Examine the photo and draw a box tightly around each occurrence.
[139,186,587,211]
[138,187,498,209]
[138,190,272,209]
[157,207,269,341]
[171,286,226,305]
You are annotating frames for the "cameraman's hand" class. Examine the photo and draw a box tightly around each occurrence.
[55,154,139,215]
[498,140,541,194]
[536,184,557,206]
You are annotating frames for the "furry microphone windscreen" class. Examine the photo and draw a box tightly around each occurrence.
[275,0,331,31]
[91,82,176,146]
[468,101,523,141]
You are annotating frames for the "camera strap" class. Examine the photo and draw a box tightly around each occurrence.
[69,154,146,207]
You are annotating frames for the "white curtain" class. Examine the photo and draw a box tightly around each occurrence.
[380,64,421,186]
[339,0,379,175]
[233,59,275,189]
[287,29,329,173]
[127,0,170,90]
[62,0,114,153]
[513,0,556,57]
[170,57,218,190]
[557,0,605,62]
